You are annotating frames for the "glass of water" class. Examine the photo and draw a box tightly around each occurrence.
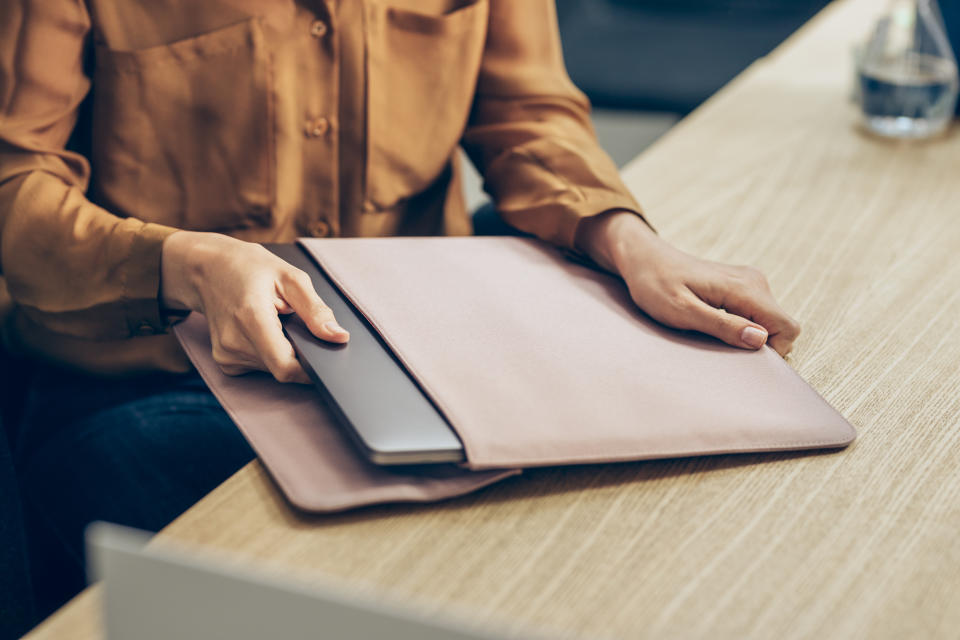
[856,0,959,139]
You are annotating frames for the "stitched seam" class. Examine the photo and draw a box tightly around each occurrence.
[466,438,857,471]
[263,28,277,220]
[101,20,259,73]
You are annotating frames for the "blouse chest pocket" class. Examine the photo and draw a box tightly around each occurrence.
[363,0,488,212]
[91,18,275,231]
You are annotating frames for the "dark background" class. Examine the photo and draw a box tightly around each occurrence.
[557,0,960,115]
[556,0,834,114]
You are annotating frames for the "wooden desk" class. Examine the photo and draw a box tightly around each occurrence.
[26,0,960,637]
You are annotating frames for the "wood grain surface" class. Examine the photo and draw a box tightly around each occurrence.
[25,0,960,637]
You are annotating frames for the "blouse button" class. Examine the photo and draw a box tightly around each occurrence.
[310,20,328,38]
[310,220,331,237]
[135,322,156,336]
[305,117,329,138]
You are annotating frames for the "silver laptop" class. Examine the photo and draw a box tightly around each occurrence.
[87,522,528,640]
[266,244,465,466]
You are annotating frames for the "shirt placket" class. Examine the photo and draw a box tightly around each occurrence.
[300,2,340,238]
[333,0,368,238]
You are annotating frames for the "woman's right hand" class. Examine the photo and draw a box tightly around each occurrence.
[160,231,349,383]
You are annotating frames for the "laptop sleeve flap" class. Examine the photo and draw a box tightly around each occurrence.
[299,237,856,471]
[174,314,520,513]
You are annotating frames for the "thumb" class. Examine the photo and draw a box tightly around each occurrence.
[279,269,350,344]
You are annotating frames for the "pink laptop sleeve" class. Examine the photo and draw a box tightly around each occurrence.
[176,237,854,511]
[300,237,855,470]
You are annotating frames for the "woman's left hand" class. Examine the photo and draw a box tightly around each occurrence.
[576,211,801,357]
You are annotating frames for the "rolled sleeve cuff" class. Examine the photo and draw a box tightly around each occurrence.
[122,221,180,337]
[499,190,653,251]
[484,139,653,251]
[559,195,653,251]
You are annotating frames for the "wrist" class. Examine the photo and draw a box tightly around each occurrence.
[160,230,205,312]
[575,210,658,274]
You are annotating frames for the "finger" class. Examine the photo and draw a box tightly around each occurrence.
[691,268,801,357]
[275,298,295,315]
[278,269,350,343]
[767,330,799,357]
[240,304,312,384]
[721,291,801,357]
[672,294,770,351]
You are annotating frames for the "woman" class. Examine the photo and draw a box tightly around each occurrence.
[0,0,800,624]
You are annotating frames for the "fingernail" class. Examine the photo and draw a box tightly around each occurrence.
[324,321,349,337]
[741,326,768,349]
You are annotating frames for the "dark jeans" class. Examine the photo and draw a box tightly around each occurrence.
[14,366,254,624]
[471,201,527,237]
[0,416,33,640]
